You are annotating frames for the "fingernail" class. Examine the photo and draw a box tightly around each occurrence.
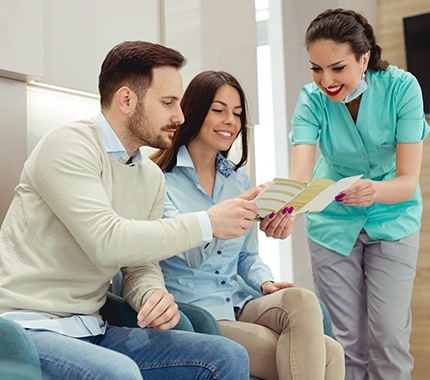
[335,193,345,201]
[282,207,289,214]
[288,207,294,214]
[269,212,275,218]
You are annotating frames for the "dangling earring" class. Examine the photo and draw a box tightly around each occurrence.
[362,71,366,81]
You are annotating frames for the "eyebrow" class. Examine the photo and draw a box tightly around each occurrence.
[309,60,346,68]
[212,100,242,109]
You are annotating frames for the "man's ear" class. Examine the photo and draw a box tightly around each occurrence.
[115,86,137,115]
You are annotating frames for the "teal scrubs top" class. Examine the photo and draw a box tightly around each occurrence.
[290,65,429,256]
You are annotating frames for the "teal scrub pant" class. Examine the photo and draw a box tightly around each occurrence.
[308,230,419,380]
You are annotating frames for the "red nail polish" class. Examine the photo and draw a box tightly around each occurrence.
[269,212,275,218]
[282,207,289,214]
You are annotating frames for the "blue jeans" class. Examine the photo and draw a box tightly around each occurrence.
[27,324,249,379]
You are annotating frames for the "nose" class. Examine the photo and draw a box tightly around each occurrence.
[223,111,235,126]
[320,71,333,88]
[173,104,185,125]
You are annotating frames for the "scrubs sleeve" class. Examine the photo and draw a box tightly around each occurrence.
[396,73,430,142]
[290,86,322,145]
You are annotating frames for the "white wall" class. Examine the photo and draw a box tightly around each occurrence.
[0,0,44,223]
[164,0,259,126]
[0,0,44,81]
[42,0,160,94]
[0,78,27,223]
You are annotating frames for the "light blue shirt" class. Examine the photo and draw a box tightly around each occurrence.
[1,113,211,336]
[160,145,274,321]
[291,65,430,256]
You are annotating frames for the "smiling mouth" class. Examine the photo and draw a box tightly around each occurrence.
[325,85,343,96]
[215,131,233,138]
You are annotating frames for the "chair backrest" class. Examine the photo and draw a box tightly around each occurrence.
[112,270,123,296]
[237,276,263,298]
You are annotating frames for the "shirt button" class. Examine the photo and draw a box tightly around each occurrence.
[221,281,226,285]
[215,270,220,274]
[226,297,231,302]
[217,250,222,255]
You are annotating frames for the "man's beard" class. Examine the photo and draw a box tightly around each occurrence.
[126,102,175,150]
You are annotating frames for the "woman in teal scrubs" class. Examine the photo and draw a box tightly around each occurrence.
[290,8,429,379]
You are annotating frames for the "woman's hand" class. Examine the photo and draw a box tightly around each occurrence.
[335,179,376,206]
[261,280,295,295]
[259,206,295,239]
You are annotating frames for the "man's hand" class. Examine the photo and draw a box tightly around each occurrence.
[259,207,295,239]
[207,198,258,240]
[261,280,295,295]
[237,182,270,201]
[137,289,180,330]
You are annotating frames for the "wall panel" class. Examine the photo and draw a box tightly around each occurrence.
[378,1,430,378]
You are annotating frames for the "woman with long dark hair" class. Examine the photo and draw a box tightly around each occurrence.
[153,70,345,380]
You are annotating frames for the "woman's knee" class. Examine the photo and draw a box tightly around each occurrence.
[325,336,345,379]
[254,288,322,331]
[276,287,321,315]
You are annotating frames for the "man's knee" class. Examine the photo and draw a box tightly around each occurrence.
[215,335,249,362]
[95,356,142,380]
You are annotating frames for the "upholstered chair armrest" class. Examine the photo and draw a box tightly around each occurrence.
[101,292,194,331]
[0,317,42,375]
[176,302,221,335]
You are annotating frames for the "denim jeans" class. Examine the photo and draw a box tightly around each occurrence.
[27,324,249,379]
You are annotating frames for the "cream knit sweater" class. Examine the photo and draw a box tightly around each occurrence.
[0,119,202,318]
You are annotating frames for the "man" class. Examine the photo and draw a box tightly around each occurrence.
[0,41,258,379]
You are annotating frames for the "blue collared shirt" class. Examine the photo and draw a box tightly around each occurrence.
[160,145,273,321]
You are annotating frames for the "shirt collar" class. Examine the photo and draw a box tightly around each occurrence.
[96,112,142,165]
[177,145,233,178]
